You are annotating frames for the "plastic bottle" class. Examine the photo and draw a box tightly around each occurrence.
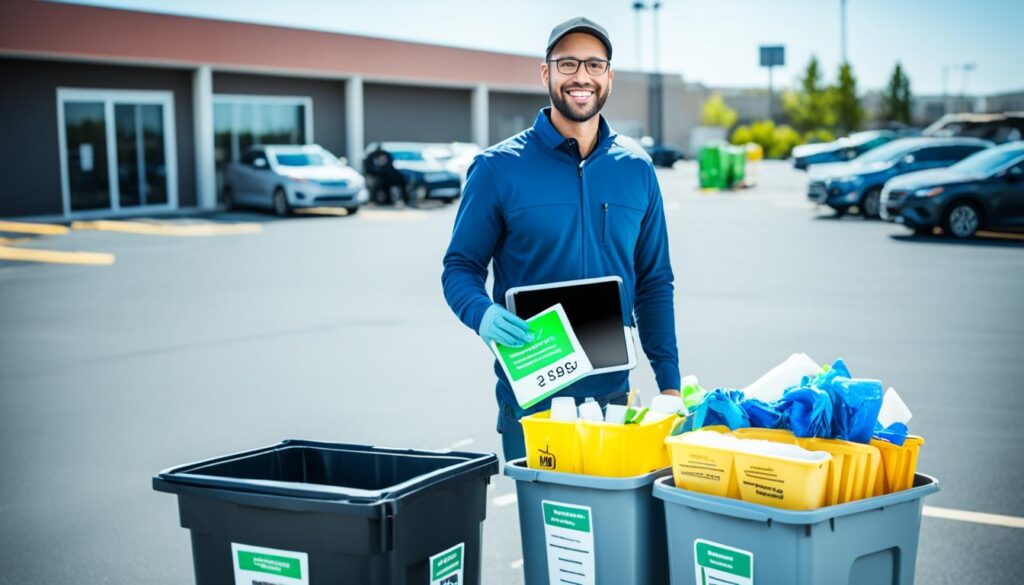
[578,398,604,422]
[550,396,578,421]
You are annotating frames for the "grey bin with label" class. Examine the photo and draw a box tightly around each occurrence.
[153,440,498,585]
[652,473,939,585]
[505,459,671,584]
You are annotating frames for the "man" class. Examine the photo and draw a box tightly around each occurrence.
[363,145,411,206]
[442,17,680,461]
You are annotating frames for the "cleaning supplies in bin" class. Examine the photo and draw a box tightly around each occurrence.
[522,390,679,477]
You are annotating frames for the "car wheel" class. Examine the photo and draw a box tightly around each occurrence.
[222,186,234,211]
[272,188,291,217]
[344,206,359,216]
[861,188,882,219]
[943,200,981,238]
[828,205,847,218]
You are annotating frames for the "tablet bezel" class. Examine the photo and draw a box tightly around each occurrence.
[505,276,638,376]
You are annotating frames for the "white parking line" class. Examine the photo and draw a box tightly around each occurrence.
[449,438,475,449]
[923,506,1024,529]
[491,493,518,508]
[510,559,524,570]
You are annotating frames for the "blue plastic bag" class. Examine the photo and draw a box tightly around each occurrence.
[776,386,833,438]
[874,422,909,446]
[682,389,749,432]
[742,397,784,429]
[827,377,884,443]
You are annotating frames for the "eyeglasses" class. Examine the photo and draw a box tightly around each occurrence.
[547,58,611,76]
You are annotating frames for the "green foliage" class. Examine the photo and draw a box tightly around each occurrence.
[833,62,864,134]
[730,120,804,159]
[804,129,836,143]
[730,125,753,145]
[784,56,836,133]
[882,62,914,124]
[701,93,738,128]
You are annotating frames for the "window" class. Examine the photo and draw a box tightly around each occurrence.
[213,96,312,169]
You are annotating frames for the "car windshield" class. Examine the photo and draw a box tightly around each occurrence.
[390,150,425,161]
[273,152,335,167]
[950,145,1024,176]
[853,140,917,164]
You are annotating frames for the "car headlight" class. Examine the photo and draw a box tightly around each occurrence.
[913,187,944,197]
[424,172,452,182]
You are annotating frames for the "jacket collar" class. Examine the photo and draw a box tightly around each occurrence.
[532,107,617,155]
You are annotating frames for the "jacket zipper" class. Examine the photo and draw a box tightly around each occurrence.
[577,153,586,277]
[602,202,608,245]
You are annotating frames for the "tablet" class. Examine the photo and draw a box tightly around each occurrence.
[505,276,637,375]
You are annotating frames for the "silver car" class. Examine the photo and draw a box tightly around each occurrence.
[223,145,369,216]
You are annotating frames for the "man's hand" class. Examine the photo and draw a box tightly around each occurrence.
[479,304,534,348]
[660,389,680,397]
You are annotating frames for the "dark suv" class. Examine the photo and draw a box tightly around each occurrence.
[806,137,992,218]
[881,141,1024,238]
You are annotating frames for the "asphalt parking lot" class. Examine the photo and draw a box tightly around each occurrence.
[1,160,1022,584]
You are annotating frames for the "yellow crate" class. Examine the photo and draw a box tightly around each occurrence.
[578,413,677,477]
[872,436,924,495]
[800,437,880,505]
[732,449,831,510]
[664,434,741,499]
[732,428,799,444]
[521,411,582,474]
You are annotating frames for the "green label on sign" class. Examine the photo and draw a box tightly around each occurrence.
[543,501,591,532]
[494,308,573,381]
[694,539,753,584]
[430,542,464,583]
[237,550,303,579]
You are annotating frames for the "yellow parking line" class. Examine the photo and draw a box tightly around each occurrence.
[0,220,69,236]
[293,207,354,217]
[977,230,1024,242]
[71,220,262,237]
[0,245,115,265]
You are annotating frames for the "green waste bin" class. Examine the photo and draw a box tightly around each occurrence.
[154,440,498,585]
[698,145,724,189]
[725,146,746,188]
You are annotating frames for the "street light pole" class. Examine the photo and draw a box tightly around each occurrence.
[652,1,662,74]
[633,1,644,71]
[840,0,848,64]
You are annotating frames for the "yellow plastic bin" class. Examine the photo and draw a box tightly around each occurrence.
[578,413,677,477]
[521,411,581,474]
[801,437,880,505]
[666,432,832,510]
[872,436,924,495]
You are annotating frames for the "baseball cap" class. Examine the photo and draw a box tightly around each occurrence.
[546,17,612,60]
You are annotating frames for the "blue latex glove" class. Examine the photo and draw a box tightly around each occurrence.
[478,304,534,348]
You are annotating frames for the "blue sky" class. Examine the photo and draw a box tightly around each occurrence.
[61,0,1023,95]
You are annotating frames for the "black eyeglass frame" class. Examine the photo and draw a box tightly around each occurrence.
[546,58,612,76]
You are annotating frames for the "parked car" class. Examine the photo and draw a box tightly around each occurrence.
[806,137,993,218]
[222,145,368,216]
[645,144,685,168]
[923,112,1024,144]
[425,142,482,185]
[792,130,896,170]
[363,142,462,204]
[880,141,1024,238]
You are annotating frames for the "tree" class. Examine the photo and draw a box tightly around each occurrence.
[783,56,835,133]
[882,62,914,124]
[832,62,864,134]
[701,93,738,128]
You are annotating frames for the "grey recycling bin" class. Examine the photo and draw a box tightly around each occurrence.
[653,473,939,585]
[505,458,671,585]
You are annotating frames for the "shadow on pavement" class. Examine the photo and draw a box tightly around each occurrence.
[889,232,1024,249]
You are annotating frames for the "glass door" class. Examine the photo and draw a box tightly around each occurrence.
[58,89,177,217]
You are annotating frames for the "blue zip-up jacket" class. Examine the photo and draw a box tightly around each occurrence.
[442,108,680,414]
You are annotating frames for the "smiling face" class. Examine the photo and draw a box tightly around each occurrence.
[542,32,613,123]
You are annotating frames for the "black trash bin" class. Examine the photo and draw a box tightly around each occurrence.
[154,440,498,585]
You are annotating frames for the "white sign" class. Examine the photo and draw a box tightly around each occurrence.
[491,303,593,409]
[231,543,308,585]
[542,500,595,585]
[694,539,753,585]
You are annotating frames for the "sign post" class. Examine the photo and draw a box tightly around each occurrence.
[759,45,785,122]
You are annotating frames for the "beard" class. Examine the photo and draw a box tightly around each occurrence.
[549,79,609,123]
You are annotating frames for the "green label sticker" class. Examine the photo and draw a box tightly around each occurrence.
[232,543,308,585]
[429,542,464,584]
[490,303,594,409]
[543,501,592,532]
[694,539,753,585]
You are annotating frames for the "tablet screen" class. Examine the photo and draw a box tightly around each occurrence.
[510,279,629,370]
